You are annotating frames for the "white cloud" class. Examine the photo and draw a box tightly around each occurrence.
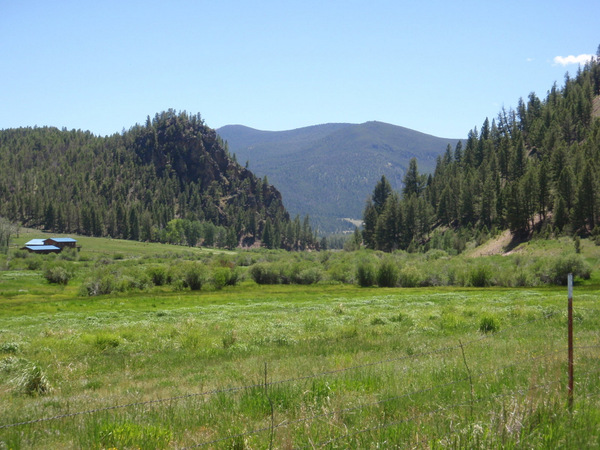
[553,54,594,66]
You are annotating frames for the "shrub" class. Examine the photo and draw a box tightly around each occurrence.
[11,363,51,396]
[249,263,281,284]
[376,259,399,287]
[212,267,231,290]
[549,253,591,285]
[13,250,28,259]
[24,255,43,270]
[398,265,421,287]
[183,262,207,291]
[326,261,355,284]
[479,315,499,333]
[43,263,73,285]
[147,266,167,286]
[293,267,323,285]
[117,271,151,292]
[58,248,79,261]
[80,268,118,296]
[356,261,376,287]
[425,249,448,261]
[468,264,493,287]
[573,236,581,253]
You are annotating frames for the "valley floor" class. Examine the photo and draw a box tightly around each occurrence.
[1,282,599,448]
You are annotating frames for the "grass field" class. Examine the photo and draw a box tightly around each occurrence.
[0,232,599,448]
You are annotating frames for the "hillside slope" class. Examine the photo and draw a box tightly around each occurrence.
[218,121,459,232]
[360,55,600,253]
[0,110,316,249]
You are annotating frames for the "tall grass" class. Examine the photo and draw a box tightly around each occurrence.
[1,277,599,448]
[0,233,598,447]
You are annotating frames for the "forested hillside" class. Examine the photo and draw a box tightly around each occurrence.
[364,55,600,252]
[218,121,459,233]
[0,110,317,250]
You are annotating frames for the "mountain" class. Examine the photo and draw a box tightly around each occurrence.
[360,55,600,253]
[218,121,460,233]
[0,110,317,250]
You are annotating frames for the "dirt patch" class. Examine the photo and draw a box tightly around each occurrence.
[593,96,600,119]
[467,229,513,257]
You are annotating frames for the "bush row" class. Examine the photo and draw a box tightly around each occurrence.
[80,261,239,296]
[13,243,594,293]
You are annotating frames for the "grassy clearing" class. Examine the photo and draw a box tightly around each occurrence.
[0,282,599,448]
[0,233,599,448]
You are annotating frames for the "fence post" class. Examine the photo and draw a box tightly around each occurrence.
[264,362,274,449]
[567,272,574,410]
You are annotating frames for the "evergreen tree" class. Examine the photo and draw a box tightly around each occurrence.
[574,161,596,230]
[557,166,576,211]
[480,177,496,228]
[374,193,402,252]
[128,207,140,241]
[262,219,273,249]
[553,195,569,232]
[538,158,550,220]
[460,175,476,226]
[506,181,527,232]
[372,175,392,214]
[362,200,378,249]
[44,203,55,231]
[402,158,421,198]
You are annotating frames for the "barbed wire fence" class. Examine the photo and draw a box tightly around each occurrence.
[1,296,599,448]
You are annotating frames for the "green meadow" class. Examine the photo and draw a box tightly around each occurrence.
[1,232,599,448]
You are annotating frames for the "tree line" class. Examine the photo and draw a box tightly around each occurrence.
[0,110,318,250]
[364,49,600,251]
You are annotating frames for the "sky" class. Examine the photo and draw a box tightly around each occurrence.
[1,0,598,139]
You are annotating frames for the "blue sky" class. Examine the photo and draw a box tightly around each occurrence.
[1,0,598,139]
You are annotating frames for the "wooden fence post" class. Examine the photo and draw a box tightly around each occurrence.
[567,273,574,410]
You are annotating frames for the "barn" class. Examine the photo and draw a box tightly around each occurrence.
[22,237,78,254]
[44,237,78,249]
[23,244,61,254]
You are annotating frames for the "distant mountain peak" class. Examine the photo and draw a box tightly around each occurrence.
[218,122,459,233]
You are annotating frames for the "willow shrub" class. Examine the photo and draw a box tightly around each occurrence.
[356,260,376,287]
[43,262,74,285]
[376,259,399,287]
[468,264,493,287]
[249,262,281,285]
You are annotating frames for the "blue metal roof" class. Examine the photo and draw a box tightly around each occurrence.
[47,237,77,243]
[26,245,61,251]
[25,239,46,246]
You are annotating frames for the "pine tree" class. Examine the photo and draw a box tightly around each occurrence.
[402,158,421,198]
[372,175,392,214]
[574,161,596,230]
[553,195,569,232]
[262,219,273,249]
[128,207,140,241]
[557,166,576,211]
[375,193,402,252]
[44,203,55,231]
[362,200,378,249]
[538,158,550,220]
[480,177,496,228]
[521,166,538,229]
[460,175,476,226]
[506,182,527,232]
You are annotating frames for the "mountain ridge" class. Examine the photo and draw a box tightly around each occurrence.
[218,121,460,233]
[0,110,321,249]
